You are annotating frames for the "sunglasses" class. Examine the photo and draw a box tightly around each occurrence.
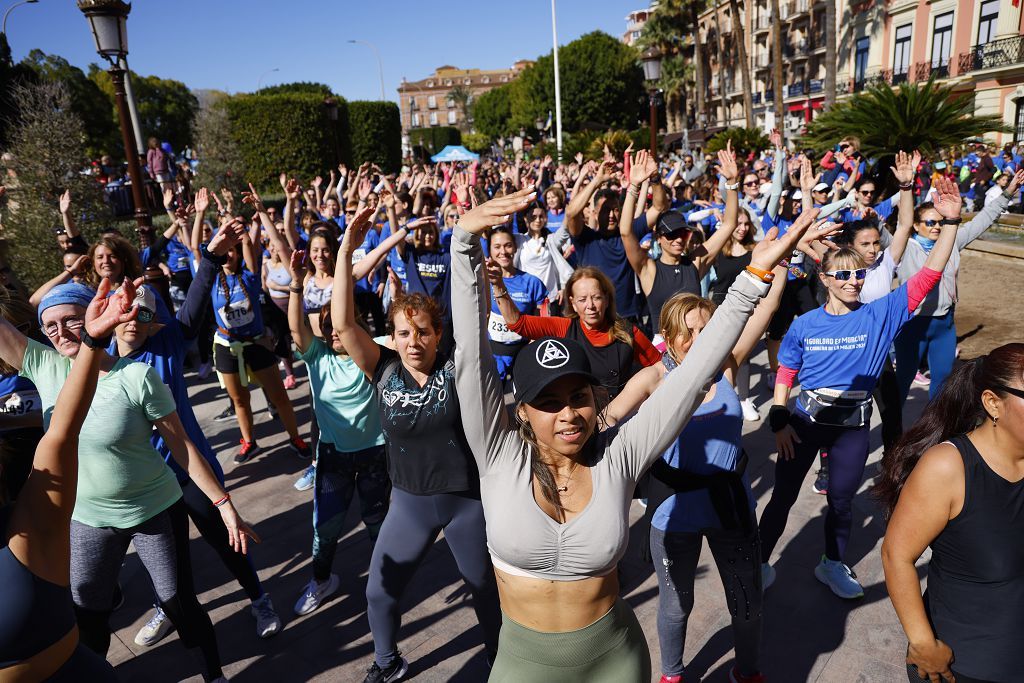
[660,228,689,240]
[825,269,867,281]
[137,308,155,323]
[920,219,941,227]
[991,383,1024,399]
[743,181,759,187]
[859,189,876,196]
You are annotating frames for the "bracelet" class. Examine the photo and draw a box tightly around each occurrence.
[213,493,231,508]
[898,182,913,190]
[744,265,775,283]
[768,405,792,433]
[492,289,510,299]
[724,180,740,191]
[939,218,962,226]
[80,330,111,350]
[289,285,304,294]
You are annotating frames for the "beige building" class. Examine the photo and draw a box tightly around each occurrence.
[624,7,655,46]
[396,61,533,135]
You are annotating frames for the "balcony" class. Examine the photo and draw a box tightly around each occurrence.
[808,78,824,93]
[787,82,805,97]
[755,15,772,31]
[788,0,811,16]
[915,60,950,81]
[891,68,910,85]
[784,39,810,59]
[755,53,771,68]
[851,68,895,92]
[957,35,1024,75]
[752,92,762,104]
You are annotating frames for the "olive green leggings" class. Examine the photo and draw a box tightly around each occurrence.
[488,598,651,682]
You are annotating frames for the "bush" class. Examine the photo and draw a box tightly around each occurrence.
[194,93,247,195]
[225,93,347,190]
[409,127,461,159]
[348,101,401,171]
[462,132,491,154]
[473,85,513,138]
[706,127,770,161]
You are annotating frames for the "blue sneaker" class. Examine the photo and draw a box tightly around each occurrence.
[294,464,315,491]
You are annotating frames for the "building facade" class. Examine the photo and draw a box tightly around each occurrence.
[396,61,533,135]
[624,7,655,46]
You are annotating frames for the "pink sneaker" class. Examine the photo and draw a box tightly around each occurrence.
[284,374,296,390]
[729,668,766,683]
[913,371,931,387]
[659,676,683,683]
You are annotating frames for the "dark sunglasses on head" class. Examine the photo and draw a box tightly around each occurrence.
[137,308,155,323]
[825,268,867,281]
[993,383,1024,400]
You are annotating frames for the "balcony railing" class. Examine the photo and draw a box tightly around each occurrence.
[957,35,1024,75]
[787,82,805,97]
[891,68,910,85]
[808,78,824,93]
[755,53,771,68]
[752,92,762,104]
[851,68,892,92]
[915,60,950,81]
[756,15,772,30]
[784,40,810,58]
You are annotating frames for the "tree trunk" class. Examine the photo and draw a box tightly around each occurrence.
[690,0,707,130]
[824,0,837,109]
[729,0,755,127]
[770,0,785,141]
[712,1,728,127]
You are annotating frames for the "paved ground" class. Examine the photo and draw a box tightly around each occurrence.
[106,248,1022,683]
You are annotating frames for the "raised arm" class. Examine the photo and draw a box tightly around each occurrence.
[765,130,786,220]
[58,189,83,242]
[282,178,303,249]
[621,151,659,276]
[178,218,245,337]
[287,250,313,353]
[332,206,382,379]
[956,169,1022,248]
[29,257,86,309]
[889,150,920,264]
[485,258,524,326]
[693,144,739,276]
[565,160,613,237]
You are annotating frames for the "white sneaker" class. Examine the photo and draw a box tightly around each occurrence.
[741,398,760,422]
[134,606,175,647]
[814,555,864,599]
[250,593,282,638]
[294,573,340,616]
[294,464,316,491]
[761,562,776,591]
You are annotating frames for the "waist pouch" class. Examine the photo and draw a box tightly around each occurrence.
[801,389,872,428]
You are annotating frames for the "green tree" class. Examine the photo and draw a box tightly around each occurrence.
[706,126,770,159]
[0,34,36,149]
[447,85,473,132]
[461,132,490,154]
[509,31,644,133]
[193,92,246,195]
[256,81,334,97]
[473,84,513,138]
[20,49,119,157]
[348,101,401,171]
[89,67,198,153]
[2,81,109,289]
[801,79,1011,158]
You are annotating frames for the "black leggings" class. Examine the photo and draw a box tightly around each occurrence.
[365,488,500,669]
[873,356,903,454]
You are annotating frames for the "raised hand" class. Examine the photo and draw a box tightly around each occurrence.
[891,150,920,185]
[769,128,782,150]
[594,159,617,184]
[338,163,348,177]
[1006,168,1024,195]
[85,277,141,339]
[66,254,90,276]
[278,172,288,191]
[162,187,175,210]
[340,206,376,252]
[220,188,235,212]
[59,189,72,215]
[931,176,962,219]
[285,178,301,202]
[630,149,659,186]
[207,217,246,255]
[312,175,323,189]
[717,140,739,183]
[241,183,265,212]
[750,207,820,272]
[484,257,506,290]
[357,177,372,200]
[798,156,819,192]
[407,216,438,233]
[459,186,536,235]
[797,219,843,255]
[194,187,210,214]
[289,249,307,281]
[380,185,396,209]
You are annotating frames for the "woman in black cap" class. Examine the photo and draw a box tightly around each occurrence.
[450,187,811,682]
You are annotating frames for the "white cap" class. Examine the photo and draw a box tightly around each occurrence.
[131,285,158,315]
[812,182,830,193]
[789,189,803,200]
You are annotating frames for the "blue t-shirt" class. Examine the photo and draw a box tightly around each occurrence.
[165,236,192,274]
[761,211,802,281]
[488,269,547,347]
[547,208,565,232]
[210,270,264,339]
[404,249,450,303]
[380,221,408,285]
[351,228,381,293]
[778,283,913,412]
[569,216,648,318]
[838,194,897,223]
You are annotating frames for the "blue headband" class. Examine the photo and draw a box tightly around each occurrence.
[37,282,96,324]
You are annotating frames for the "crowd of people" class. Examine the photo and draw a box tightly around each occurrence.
[0,127,1021,683]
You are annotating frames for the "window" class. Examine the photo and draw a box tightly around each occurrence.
[444,79,452,86]
[854,36,870,85]
[977,0,999,46]
[931,12,953,69]
[464,78,471,85]
[427,81,434,87]
[411,96,418,110]
[482,76,490,84]
[447,110,457,124]
[412,113,420,127]
[428,95,437,109]
[893,24,912,80]
[1016,99,1024,142]
[429,112,438,126]
[447,98,454,108]
[500,75,508,82]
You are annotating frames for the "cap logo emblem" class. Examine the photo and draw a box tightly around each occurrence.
[536,339,569,369]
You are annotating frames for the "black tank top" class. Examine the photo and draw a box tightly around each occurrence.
[646,257,701,335]
[711,251,753,305]
[925,434,1024,681]
[564,319,635,398]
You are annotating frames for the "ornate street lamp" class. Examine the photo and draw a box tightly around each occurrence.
[641,46,662,154]
[77,0,151,230]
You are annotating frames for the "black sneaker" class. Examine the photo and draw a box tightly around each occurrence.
[234,439,260,464]
[812,455,829,495]
[213,405,236,422]
[363,657,408,683]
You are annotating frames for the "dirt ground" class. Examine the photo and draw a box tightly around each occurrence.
[954,249,1024,357]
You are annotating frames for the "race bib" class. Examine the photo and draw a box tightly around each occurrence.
[176,256,189,270]
[219,299,255,329]
[488,312,522,344]
[3,390,40,416]
[351,248,368,265]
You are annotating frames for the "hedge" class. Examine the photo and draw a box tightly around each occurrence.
[409,126,461,158]
[225,93,348,190]
[348,100,402,172]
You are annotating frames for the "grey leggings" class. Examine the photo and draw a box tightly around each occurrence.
[365,487,500,669]
[649,526,763,678]
[70,499,222,680]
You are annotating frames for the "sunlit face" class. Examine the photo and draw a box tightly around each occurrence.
[666,307,710,360]
[323,198,340,219]
[819,258,866,305]
[41,303,85,358]
[850,227,881,264]
[57,233,71,251]
[419,224,438,250]
[490,232,517,270]
[320,315,345,355]
[733,215,751,242]
[742,173,760,199]
[545,190,562,211]
[596,196,620,231]
[444,208,459,228]
[92,245,123,282]
[658,228,690,257]
[391,308,439,374]
[521,375,597,458]
[914,207,942,240]
[857,184,876,207]
[202,223,213,243]
[570,278,607,328]
[115,316,160,351]
[309,236,332,275]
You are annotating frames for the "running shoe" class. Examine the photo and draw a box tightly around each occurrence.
[250,593,281,638]
[291,436,312,459]
[294,573,340,616]
[213,404,236,422]
[814,555,864,599]
[134,607,175,647]
[812,453,829,495]
[766,371,776,388]
[761,562,776,591]
[741,398,760,422]
[267,403,279,420]
[283,374,297,390]
[913,371,931,387]
[729,668,766,683]
[363,657,409,683]
[294,464,316,491]
[659,676,683,683]
[197,361,212,380]
[234,439,260,464]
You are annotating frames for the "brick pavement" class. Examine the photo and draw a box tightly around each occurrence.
[106,348,932,683]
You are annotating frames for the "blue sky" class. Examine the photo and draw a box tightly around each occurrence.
[7,0,645,100]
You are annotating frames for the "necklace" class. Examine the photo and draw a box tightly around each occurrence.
[555,461,580,493]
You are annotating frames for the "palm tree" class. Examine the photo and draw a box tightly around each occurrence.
[770,0,785,141]
[689,0,709,130]
[823,0,837,108]
[638,0,708,134]
[447,85,473,132]
[801,78,1011,158]
[729,0,755,127]
[659,53,691,133]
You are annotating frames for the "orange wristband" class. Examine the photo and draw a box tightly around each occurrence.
[745,265,775,283]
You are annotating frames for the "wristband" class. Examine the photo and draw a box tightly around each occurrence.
[213,493,231,508]
[744,265,775,283]
[492,288,509,299]
[201,243,228,266]
[768,405,792,433]
[724,181,740,191]
[898,182,913,190]
[939,218,962,226]
[80,330,112,350]
[289,285,304,294]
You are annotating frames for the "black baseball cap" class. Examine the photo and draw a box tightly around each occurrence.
[655,211,691,237]
[511,337,599,404]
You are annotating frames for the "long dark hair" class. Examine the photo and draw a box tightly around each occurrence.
[875,343,1024,517]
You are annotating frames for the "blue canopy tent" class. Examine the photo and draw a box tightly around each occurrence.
[430,145,480,162]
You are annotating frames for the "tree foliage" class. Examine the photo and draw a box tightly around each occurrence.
[509,31,644,134]
[256,81,334,97]
[0,34,36,150]
[89,66,198,153]
[193,92,246,195]
[348,101,401,172]
[408,127,461,161]
[473,85,513,138]
[2,81,110,289]
[461,132,490,154]
[801,79,1011,158]
[706,127,770,160]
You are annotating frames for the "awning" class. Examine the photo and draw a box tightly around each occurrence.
[430,145,480,162]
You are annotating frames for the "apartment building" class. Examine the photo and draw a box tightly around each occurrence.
[624,7,655,46]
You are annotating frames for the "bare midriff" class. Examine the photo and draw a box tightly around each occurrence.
[494,568,619,632]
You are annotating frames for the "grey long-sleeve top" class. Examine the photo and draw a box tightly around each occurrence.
[896,193,1009,317]
[450,226,769,581]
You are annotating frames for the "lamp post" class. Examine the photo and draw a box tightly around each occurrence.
[78,0,151,231]
[348,40,385,100]
[641,46,662,154]
[256,67,278,92]
[1,0,38,38]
